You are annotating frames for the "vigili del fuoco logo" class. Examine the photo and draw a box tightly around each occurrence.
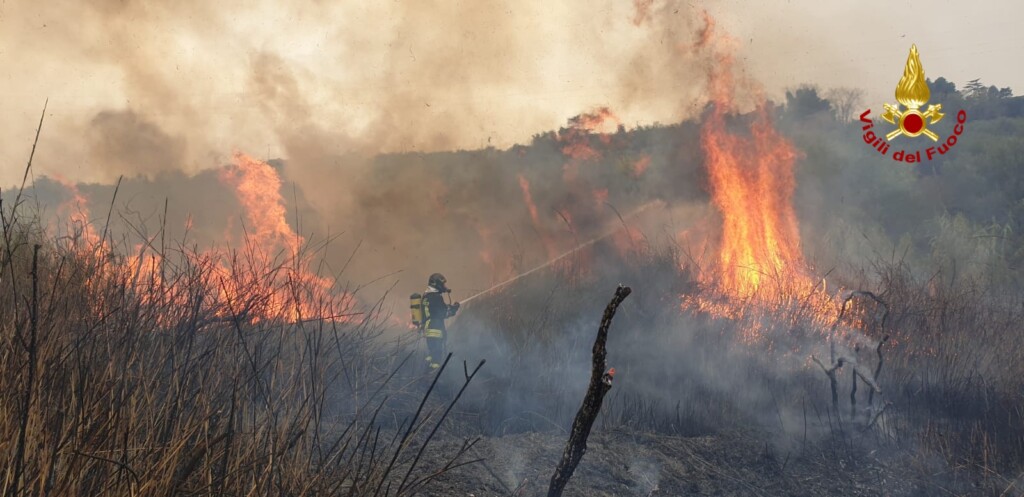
[859,44,967,163]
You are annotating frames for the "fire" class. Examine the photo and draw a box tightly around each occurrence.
[612,226,646,258]
[592,188,609,209]
[220,153,301,254]
[559,108,620,181]
[475,223,514,285]
[696,15,807,297]
[668,12,843,346]
[216,153,354,322]
[517,173,558,259]
[702,106,805,296]
[52,176,101,249]
[517,174,542,228]
[565,107,620,134]
[49,153,355,326]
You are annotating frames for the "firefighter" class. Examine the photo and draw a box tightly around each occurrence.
[421,272,460,369]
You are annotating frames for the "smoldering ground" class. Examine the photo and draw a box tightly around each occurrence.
[439,238,887,440]
[397,239,921,495]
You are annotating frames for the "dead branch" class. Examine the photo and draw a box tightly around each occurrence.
[828,291,889,422]
[850,351,858,421]
[865,402,892,430]
[812,355,844,411]
[853,369,880,393]
[547,284,631,497]
[868,335,889,408]
[837,290,890,330]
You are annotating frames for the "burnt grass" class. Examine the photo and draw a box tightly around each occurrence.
[422,429,923,497]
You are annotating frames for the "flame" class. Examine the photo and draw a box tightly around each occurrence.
[612,225,646,258]
[559,108,620,180]
[701,41,805,296]
[51,153,355,326]
[220,153,300,254]
[52,176,101,249]
[669,13,845,347]
[566,107,620,133]
[217,153,354,322]
[702,106,806,296]
[560,142,602,164]
[517,174,541,227]
[475,224,514,284]
[518,173,557,258]
[895,44,930,110]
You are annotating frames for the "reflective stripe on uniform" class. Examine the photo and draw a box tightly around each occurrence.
[424,329,443,338]
[422,295,434,332]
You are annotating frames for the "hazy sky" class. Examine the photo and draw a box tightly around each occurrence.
[0,0,1018,185]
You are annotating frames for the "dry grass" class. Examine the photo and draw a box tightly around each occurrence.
[457,237,1024,492]
[3,180,1022,494]
[0,198,482,496]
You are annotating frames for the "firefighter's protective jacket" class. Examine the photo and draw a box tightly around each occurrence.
[422,287,457,338]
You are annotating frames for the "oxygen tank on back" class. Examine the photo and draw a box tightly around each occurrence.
[410,293,424,329]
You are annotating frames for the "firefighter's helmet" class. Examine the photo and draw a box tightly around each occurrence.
[428,273,448,291]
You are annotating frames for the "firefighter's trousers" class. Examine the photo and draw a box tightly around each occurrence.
[425,334,445,370]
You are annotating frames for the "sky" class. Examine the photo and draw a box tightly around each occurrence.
[0,0,1019,186]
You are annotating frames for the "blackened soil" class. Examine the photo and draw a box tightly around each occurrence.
[419,429,979,496]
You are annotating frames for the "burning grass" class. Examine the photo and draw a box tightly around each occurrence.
[0,200,483,496]
[451,233,1024,493]
[5,174,1024,495]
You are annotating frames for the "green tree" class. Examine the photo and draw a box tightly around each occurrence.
[784,85,832,122]
[928,77,959,97]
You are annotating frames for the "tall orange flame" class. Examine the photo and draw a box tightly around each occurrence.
[698,15,808,297]
[217,153,354,322]
[702,108,805,295]
[51,153,355,326]
[220,153,301,254]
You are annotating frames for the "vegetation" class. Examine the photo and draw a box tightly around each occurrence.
[0,201,482,495]
[2,75,1023,495]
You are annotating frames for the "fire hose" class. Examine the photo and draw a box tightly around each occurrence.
[455,200,663,309]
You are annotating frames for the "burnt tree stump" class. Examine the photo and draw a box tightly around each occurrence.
[547,285,631,497]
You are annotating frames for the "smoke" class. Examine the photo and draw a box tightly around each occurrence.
[3,0,935,317]
[2,0,990,413]
[4,4,1023,494]
[0,2,763,322]
[1,1,724,182]
[87,111,186,178]
[443,238,876,453]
